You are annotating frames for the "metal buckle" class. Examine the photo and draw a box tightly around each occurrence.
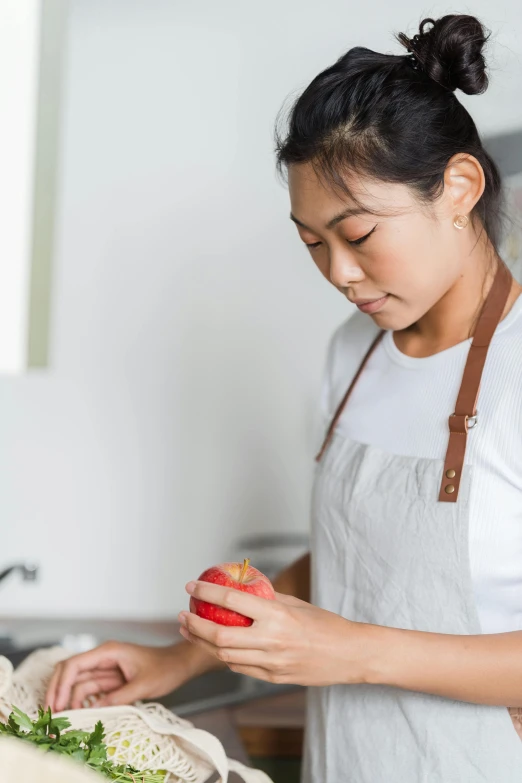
[450,412,478,432]
[467,412,478,430]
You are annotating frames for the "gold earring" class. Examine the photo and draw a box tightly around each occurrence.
[453,214,469,230]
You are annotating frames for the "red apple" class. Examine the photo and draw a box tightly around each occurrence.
[189,558,275,626]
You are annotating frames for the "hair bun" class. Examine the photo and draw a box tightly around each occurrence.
[397,15,490,94]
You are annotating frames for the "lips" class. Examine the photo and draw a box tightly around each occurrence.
[350,295,389,314]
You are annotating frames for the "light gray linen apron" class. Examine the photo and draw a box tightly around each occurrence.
[301,262,522,782]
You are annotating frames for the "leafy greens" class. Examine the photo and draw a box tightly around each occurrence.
[0,705,166,782]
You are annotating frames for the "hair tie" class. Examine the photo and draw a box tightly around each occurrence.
[407,53,420,71]
[406,34,422,71]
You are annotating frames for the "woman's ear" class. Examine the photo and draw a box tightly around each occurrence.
[443,153,486,217]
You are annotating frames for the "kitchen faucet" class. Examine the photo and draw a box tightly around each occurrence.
[0,563,39,587]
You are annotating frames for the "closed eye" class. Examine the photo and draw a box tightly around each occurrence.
[306,225,377,250]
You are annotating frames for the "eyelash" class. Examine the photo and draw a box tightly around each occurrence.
[306,229,374,250]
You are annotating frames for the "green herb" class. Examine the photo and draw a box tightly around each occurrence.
[0,705,167,782]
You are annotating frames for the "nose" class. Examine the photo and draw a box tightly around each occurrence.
[329,253,365,289]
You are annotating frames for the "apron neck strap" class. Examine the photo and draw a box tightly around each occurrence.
[439,260,513,502]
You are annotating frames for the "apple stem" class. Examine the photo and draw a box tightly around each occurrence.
[239,558,250,584]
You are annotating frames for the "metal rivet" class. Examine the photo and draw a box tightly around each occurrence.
[446,469,456,479]
[445,484,455,494]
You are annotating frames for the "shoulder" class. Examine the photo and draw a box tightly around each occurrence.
[321,310,382,416]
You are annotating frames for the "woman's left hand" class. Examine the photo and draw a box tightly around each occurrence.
[177,581,373,687]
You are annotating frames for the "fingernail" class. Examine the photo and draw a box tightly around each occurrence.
[185,581,197,593]
[178,612,187,626]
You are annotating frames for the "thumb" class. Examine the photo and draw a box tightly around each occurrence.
[274,591,308,607]
[97,681,144,707]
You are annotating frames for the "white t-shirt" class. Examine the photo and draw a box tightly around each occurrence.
[320,294,522,634]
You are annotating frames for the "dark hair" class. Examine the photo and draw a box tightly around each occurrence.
[275,14,506,252]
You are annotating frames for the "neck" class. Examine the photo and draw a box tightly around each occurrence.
[405,240,513,353]
[393,230,522,359]
[419,266,495,345]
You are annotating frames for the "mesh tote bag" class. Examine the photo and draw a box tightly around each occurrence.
[0,647,274,783]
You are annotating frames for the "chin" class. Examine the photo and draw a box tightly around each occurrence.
[369,311,400,330]
[369,303,418,332]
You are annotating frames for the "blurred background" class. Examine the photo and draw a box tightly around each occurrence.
[1,0,521,623]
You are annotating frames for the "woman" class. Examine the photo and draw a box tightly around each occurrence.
[46,14,522,781]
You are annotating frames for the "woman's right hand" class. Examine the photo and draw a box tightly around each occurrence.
[44,639,221,713]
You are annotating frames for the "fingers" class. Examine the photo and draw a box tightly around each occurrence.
[178,627,219,659]
[186,581,277,621]
[69,671,126,710]
[181,624,290,685]
[205,643,270,669]
[47,644,123,712]
[70,666,121,685]
[179,611,267,649]
[95,680,145,707]
[47,664,122,711]
[45,661,64,711]
[179,626,268,669]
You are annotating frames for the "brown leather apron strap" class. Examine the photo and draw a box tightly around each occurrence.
[439,261,513,502]
[315,330,385,462]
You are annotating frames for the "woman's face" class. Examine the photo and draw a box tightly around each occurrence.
[287,161,478,331]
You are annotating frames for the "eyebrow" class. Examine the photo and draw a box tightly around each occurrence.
[289,206,369,232]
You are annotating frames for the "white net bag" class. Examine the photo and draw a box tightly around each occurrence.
[0,648,274,783]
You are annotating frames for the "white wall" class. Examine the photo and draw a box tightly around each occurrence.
[1,0,521,618]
